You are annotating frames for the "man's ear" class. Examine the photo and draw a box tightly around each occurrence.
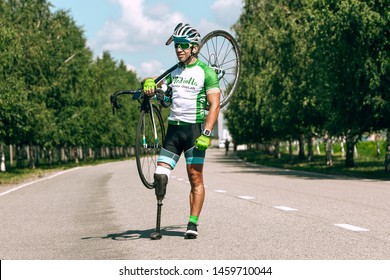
[192,45,199,54]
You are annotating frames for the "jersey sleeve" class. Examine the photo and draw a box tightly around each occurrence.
[204,67,220,92]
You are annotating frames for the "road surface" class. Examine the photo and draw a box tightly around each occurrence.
[1,148,389,260]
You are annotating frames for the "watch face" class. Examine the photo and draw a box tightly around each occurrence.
[203,129,211,137]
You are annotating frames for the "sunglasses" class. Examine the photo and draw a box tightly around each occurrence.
[174,42,192,50]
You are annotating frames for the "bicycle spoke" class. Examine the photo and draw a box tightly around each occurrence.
[199,30,241,109]
[135,106,165,189]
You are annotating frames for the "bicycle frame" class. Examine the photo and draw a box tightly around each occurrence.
[138,96,159,149]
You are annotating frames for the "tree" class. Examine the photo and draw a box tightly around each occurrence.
[0,10,29,149]
[309,0,389,167]
[1,0,141,168]
[227,0,321,158]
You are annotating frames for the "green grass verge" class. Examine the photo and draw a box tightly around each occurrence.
[0,158,128,185]
[236,141,390,181]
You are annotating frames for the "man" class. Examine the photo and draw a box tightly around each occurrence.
[143,23,220,239]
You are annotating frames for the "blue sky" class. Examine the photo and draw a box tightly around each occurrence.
[50,0,244,78]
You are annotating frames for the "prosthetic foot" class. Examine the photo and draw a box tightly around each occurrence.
[150,173,168,240]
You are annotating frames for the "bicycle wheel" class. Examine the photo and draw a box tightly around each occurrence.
[198,30,241,109]
[135,104,165,189]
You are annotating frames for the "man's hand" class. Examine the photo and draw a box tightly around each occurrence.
[195,135,211,151]
[143,78,156,95]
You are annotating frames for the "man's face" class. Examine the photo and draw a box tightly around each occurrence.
[174,42,198,63]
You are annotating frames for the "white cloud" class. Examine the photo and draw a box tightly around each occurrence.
[211,0,243,27]
[197,18,220,36]
[126,63,137,73]
[140,59,163,77]
[88,0,243,77]
[91,0,185,54]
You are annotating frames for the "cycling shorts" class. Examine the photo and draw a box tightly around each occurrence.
[157,123,205,169]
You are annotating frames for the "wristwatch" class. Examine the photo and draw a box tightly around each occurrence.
[202,129,212,137]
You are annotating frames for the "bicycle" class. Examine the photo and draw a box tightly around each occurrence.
[110,30,241,239]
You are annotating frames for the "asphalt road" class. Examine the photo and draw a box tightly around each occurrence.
[1,148,389,260]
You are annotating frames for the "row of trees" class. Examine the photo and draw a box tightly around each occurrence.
[1,0,389,173]
[0,0,140,169]
[226,0,389,170]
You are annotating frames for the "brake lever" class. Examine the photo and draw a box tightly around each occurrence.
[110,94,122,115]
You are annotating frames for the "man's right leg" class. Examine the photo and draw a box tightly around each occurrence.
[154,164,171,201]
[154,147,180,200]
[150,163,172,240]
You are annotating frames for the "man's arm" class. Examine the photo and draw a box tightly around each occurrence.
[204,89,221,132]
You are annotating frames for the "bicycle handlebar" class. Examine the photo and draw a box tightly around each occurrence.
[110,89,143,114]
[110,63,180,114]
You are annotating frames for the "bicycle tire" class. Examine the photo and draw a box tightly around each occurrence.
[135,105,165,189]
[198,30,241,109]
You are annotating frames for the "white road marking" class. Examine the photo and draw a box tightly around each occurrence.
[334,224,369,232]
[0,168,81,197]
[238,196,255,200]
[177,178,184,181]
[274,206,298,212]
[214,190,227,193]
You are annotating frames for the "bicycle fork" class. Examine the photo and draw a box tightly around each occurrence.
[142,101,160,148]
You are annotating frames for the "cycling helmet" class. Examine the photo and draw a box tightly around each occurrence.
[166,23,201,45]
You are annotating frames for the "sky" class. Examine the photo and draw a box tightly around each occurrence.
[50,0,244,78]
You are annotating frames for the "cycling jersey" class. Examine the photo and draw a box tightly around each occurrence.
[157,59,219,168]
[165,59,220,124]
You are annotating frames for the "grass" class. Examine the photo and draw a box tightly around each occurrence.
[0,158,127,185]
[236,141,390,181]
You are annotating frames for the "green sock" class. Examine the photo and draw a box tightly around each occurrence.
[189,215,198,225]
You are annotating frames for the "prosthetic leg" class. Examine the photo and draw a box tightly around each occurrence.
[150,173,168,240]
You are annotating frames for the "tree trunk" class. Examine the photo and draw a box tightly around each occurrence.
[375,133,381,160]
[274,140,281,159]
[298,134,305,160]
[73,147,79,164]
[28,144,36,169]
[340,137,346,158]
[307,132,314,162]
[9,145,13,167]
[1,143,6,172]
[385,129,390,173]
[61,147,68,163]
[16,145,24,168]
[288,140,293,160]
[345,133,357,168]
[325,136,333,166]
[316,139,321,155]
[48,149,53,166]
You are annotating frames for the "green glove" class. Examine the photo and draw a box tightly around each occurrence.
[195,134,211,151]
[143,78,156,92]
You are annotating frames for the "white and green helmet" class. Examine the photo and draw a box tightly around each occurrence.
[166,23,201,45]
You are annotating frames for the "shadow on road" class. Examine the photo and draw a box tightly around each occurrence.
[207,150,365,181]
[81,225,185,241]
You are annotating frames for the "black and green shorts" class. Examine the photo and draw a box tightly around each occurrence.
[157,123,206,169]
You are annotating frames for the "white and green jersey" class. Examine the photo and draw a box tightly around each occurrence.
[165,59,220,124]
